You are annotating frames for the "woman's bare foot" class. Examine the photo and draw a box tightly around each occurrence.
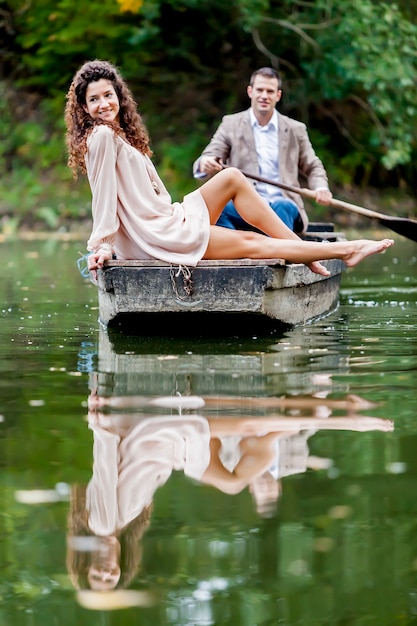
[344,239,394,267]
[308,260,331,276]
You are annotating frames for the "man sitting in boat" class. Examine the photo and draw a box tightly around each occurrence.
[193,66,332,235]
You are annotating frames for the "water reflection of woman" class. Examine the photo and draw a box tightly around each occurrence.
[66,398,212,591]
[67,483,152,591]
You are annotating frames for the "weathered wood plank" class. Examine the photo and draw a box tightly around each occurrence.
[96,258,344,328]
[105,258,286,268]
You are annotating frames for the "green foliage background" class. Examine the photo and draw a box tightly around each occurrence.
[2,0,417,231]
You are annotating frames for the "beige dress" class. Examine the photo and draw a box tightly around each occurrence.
[86,415,211,536]
[86,125,210,266]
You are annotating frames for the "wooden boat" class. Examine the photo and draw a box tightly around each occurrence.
[95,223,346,333]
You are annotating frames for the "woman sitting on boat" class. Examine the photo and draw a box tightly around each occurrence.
[65,60,394,280]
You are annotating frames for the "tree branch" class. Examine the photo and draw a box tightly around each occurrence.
[251,28,298,74]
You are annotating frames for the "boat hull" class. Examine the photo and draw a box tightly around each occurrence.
[96,256,344,330]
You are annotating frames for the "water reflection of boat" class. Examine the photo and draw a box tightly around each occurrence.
[84,328,393,524]
[96,224,345,332]
[97,326,351,399]
[67,328,394,614]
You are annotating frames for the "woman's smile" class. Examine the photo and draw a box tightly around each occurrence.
[85,78,120,123]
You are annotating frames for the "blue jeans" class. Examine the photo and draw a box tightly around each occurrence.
[216,198,302,233]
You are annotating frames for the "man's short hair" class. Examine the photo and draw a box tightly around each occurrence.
[250,67,282,90]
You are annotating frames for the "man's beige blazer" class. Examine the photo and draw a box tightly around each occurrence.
[193,109,330,233]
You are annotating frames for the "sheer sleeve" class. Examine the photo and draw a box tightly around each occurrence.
[86,126,120,254]
[86,423,121,536]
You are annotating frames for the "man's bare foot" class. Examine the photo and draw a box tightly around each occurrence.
[308,260,331,276]
[344,239,394,267]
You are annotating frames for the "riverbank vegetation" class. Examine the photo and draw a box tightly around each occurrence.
[2,0,417,233]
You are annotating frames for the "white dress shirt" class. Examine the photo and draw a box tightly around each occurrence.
[250,109,284,203]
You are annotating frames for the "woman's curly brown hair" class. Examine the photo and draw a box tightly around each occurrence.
[66,484,153,590]
[65,59,152,178]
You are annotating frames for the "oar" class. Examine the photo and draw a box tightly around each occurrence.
[236,168,417,242]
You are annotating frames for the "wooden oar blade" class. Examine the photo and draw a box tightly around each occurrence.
[378,217,417,242]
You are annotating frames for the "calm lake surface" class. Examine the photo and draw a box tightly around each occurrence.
[1,234,417,626]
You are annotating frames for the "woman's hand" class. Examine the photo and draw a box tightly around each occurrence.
[88,249,113,280]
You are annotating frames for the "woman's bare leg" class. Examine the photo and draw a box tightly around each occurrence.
[200,167,300,240]
[199,167,394,273]
[200,433,286,495]
[203,225,394,273]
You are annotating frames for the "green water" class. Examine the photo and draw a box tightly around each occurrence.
[1,236,417,625]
